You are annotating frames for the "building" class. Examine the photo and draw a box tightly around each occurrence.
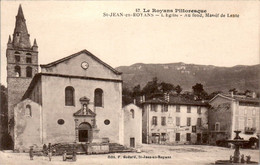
[142,95,208,145]
[7,5,126,151]
[13,49,124,151]
[6,5,39,140]
[208,93,260,144]
[123,104,142,148]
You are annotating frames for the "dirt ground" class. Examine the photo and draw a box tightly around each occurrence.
[0,144,259,165]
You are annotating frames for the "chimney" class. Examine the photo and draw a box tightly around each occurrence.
[143,95,145,102]
[252,92,256,98]
[164,93,169,102]
[231,91,234,98]
[133,99,136,105]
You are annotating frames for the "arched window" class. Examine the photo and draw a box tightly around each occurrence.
[26,66,32,77]
[26,57,32,63]
[15,51,20,54]
[65,86,74,106]
[25,105,32,117]
[94,88,103,107]
[130,109,134,119]
[14,66,21,77]
[15,55,20,62]
[26,53,32,55]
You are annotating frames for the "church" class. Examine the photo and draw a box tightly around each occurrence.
[7,5,141,151]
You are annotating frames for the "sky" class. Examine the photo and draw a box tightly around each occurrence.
[1,1,259,86]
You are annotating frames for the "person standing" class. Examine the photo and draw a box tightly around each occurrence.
[43,144,47,156]
[48,148,52,161]
[29,146,34,160]
[48,143,52,161]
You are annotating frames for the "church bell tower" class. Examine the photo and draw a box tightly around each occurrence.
[6,5,38,138]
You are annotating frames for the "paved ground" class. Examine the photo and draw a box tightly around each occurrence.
[0,144,259,165]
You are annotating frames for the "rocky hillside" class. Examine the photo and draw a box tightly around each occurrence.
[116,63,260,93]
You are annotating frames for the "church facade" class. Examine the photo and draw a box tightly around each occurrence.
[13,50,124,151]
[7,5,127,151]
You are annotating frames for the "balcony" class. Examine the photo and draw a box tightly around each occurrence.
[244,127,256,135]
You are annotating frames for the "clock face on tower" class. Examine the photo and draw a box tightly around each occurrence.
[81,61,89,70]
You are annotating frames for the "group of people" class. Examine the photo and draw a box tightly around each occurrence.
[29,143,54,161]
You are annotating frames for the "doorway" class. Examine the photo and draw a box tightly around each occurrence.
[197,133,201,143]
[130,138,135,148]
[78,122,92,142]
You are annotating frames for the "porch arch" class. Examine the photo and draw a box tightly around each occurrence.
[78,122,93,142]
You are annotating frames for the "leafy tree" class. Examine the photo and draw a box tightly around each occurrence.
[244,89,252,96]
[159,82,175,94]
[132,84,142,98]
[175,85,182,94]
[142,77,161,99]
[192,83,208,100]
[0,84,11,149]
[229,88,238,95]
[122,87,133,106]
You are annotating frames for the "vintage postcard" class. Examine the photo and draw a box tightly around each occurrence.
[0,1,259,165]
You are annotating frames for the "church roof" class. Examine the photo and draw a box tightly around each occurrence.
[17,4,25,20]
[12,4,32,49]
[40,49,122,75]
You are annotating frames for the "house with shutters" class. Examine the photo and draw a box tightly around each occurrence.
[208,93,260,145]
[142,95,208,145]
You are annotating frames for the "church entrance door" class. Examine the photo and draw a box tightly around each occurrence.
[78,122,92,142]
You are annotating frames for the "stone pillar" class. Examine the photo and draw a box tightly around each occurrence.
[233,145,240,163]
[74,119,79,142]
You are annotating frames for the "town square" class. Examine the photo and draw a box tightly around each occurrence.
[0,1,259,165]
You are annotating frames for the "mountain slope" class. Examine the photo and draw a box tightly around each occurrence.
[116,63,260,93]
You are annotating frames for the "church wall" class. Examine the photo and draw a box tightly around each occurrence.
[123,104,142,148]
[41,52,121,80]
[28,78,42,105]
[14,99,42,151]
[41,75,122,144]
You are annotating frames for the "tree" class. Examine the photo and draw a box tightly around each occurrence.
[159,82,175,94]
[132,84,142,98]
[229,88,238,95]
[244,89,252,96]
[122,87,133,106]
[142,77,161,99]
[192,83,208,100]
[0,84,10,149]
[175,85,182,94]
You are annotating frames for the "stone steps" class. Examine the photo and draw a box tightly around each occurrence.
[50,143,135,155]
[109,143,135,153]
[51,143,88,155]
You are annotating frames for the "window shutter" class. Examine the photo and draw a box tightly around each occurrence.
[252,117,256,128]
[94,89,103,107]
[244,117,247,128]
